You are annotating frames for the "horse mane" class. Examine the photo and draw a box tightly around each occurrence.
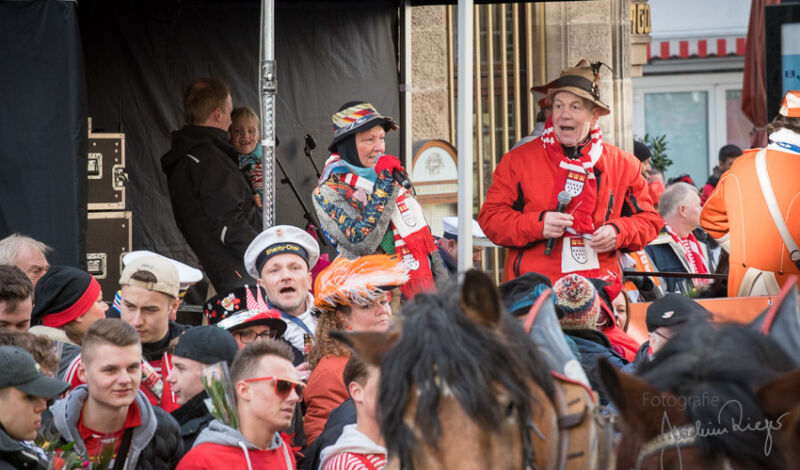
[380,285,554,469]
[637,323,796,469]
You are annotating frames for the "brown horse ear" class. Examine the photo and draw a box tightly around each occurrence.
[460,269,502,328]
[598,359,684,436]
[757,368,800,419]
[330,329,401,366]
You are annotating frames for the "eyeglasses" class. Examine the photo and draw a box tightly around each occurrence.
[233,329,275,344]
[243,376,305,399]
[649,330,671,342]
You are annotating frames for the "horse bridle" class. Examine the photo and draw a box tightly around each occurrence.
[635,424,697,469]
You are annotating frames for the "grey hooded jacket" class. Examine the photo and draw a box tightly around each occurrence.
[187,419,293,470]
[40,386,182,470]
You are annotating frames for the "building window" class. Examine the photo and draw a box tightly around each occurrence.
[633,72,746,185]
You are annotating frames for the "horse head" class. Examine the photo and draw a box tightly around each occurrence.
[756,368,800,470]
[599,359,700,470]
[600,324,796,470]
[335,269,559,470]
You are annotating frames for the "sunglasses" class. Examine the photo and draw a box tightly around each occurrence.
[233,329,276,344]
[243,376,305,399]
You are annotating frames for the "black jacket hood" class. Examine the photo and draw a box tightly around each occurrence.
[161,125,236,174]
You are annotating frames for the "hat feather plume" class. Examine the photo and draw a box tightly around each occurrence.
[590,61,613,81]
[313,255,409,314]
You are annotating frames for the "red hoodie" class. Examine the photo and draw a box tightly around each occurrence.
[601,323,640,362]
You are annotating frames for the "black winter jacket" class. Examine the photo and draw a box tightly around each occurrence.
[0,425,47,470]
[171,391,213,451]
[565,329,627,406]
[161,125,261,292]
[40,387,183,470]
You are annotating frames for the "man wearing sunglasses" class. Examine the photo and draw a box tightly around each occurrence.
[177,339,300,469]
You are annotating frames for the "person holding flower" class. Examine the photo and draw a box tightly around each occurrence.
[39,319,182,469]
[177,339,301,469]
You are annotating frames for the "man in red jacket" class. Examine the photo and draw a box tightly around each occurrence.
[479,60,661,283]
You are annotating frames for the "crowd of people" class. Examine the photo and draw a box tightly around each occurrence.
[1,63,799,470]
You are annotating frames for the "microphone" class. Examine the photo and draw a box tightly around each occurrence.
[544,190,573,256]
[304,134,316,157]
[392,168,412,190]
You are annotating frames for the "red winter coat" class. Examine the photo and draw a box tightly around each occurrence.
[304,355,349,445]
[479,138,662,283]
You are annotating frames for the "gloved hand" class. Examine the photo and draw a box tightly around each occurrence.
[374,155,404,177]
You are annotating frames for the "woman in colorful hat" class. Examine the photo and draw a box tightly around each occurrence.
[553,273,626,406]
[479,60,661,285]
[312,101,446,301]
[303,254,408,445]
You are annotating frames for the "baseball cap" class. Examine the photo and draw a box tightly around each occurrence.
[173,326,239,366]
[0,346,69,397]
[119,254,180,298]
[646,293,712,332]
[123,251,202,292]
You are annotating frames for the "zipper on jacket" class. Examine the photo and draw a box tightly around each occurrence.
[513,249,523,277]
[605,191,614,222]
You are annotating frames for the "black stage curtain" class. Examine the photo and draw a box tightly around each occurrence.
[79,0,400,269]
[0,0,87,267]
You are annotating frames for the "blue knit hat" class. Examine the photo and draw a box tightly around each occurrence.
[554,274,600,330]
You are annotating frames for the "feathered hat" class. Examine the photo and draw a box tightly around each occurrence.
[313,254,409,315]
[546,59,612,116]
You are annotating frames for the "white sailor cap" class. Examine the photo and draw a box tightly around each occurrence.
[122,250,203,292]
[244,225,321,279]
[441,217,496,248]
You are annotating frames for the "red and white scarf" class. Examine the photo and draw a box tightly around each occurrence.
[539,118,604,234]
[665,224,710,287]
[339,172,437,298]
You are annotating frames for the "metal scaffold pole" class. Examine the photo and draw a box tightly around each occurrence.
[457,0,474,272]
[260,0,276,229]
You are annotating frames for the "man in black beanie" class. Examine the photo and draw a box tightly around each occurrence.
[633,140,652,179]
[167,326,238,450]
[624,293,712,373]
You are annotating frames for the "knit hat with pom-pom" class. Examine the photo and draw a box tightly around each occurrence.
[554,273,600,330]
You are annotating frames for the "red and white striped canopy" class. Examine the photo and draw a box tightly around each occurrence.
[647,36,746,60]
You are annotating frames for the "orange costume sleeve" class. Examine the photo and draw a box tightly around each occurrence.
[700,148,800,296]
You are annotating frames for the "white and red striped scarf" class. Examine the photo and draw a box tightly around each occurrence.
[665,224,710,287]
[339,172,437,299]
[539,118,604,234]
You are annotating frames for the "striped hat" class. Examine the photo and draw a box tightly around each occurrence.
[328,101,398,152]
[553,274,600,330]
[779,90,800,118]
